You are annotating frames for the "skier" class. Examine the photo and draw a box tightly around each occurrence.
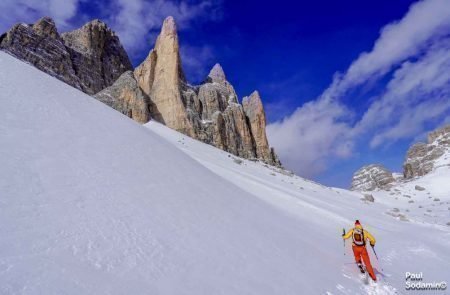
[342,220,377,281]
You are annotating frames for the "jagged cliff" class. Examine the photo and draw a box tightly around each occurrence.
[403,125,450,178]
[0,16,281,166]
[0,17,132,94]
[131,17,280,165]
[94,71,150,123]
[351,124,450,191]
[61,19,133,94]
[0,17,82,90]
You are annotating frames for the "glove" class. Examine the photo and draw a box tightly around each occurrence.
[370,242,375,247]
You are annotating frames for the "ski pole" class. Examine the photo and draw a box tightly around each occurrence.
[342,229,346,256]
[371,245,384,272]
[371,245,379,260]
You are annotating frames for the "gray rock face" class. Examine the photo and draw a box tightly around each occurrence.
[221,103,256,159]
[132,16,281,166]
[403,125,450,179]
[208,63,226,83]
[134,16,195,137]
[2,16,281,166]
[61,19,133,94]
[94,71,150,124]
[0,17,131,95]
[351,164,395,191]
[243,91,280,166]
[0,17,81,89]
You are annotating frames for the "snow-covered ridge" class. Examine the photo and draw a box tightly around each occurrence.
[351,124,450,194]
[1,51,449,294]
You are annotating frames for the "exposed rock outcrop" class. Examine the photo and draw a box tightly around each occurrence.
[134,16,195,137]
[2,15,281,166]
[351,124,450,190]
[243,91,280,165]
[61,19,133,94]
[0,17,81,89]
[94,71,150,123]
[403,125,450,179]
[132,17,280,166]
[351,164,395,191]
[0,17,131,95]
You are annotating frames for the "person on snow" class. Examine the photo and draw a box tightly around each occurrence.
[342,220,377,281]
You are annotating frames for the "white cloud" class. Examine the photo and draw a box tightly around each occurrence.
[0,0,79,32]
[322,0,450,100]
[267,0,450,178]
[357,38,450,147]
[106,0,222,56]
[180,44,215,83]
[266,98,353,177]
[0,0,222,60]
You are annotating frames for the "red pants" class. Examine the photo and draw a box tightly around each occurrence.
[352,245,376,281]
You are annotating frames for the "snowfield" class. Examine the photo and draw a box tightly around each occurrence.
[1,51,449,294]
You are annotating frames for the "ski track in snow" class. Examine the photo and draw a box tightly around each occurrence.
[1,51,450,294]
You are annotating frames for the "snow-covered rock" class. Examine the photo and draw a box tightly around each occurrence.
[350,164,395,191]
[403,124,450,178]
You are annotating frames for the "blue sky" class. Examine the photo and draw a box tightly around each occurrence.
[1,0,449,188]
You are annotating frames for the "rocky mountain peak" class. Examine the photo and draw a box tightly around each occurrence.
[62,19,119,55]
[135,16,193,135]
[0,16,81,89]
[32,17,59,38]
[161,16,177,36]
[2,15,281,167]
[242,91,280,166]
[428,125,450,146]
[351,124,450,190]
[403,124,450,179]
[351,164,395,191]
[89,19,107,27]
[208,63,226,83]
[132,17,280,165]
[0,17,131,95]
[61,19,132,94]
[243,91,263,112]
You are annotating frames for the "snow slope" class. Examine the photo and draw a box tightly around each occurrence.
[1,51,449,294]
[146,124,450,294]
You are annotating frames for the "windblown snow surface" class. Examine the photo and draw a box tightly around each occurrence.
[1,51,449,294]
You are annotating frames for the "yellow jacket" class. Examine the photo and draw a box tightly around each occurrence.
[343,225,376,246]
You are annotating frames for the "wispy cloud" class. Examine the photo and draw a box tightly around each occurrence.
[358,38,450,148]
[106,0,222,56]
[267,98,354,177]
[180,44,216,83]
[0,0,223,60]
[267,0,450,177]
[322,0,450,101]
[0,0,79,32]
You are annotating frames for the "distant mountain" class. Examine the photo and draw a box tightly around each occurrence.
[0,16,280,166]
[351,124,450,191]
